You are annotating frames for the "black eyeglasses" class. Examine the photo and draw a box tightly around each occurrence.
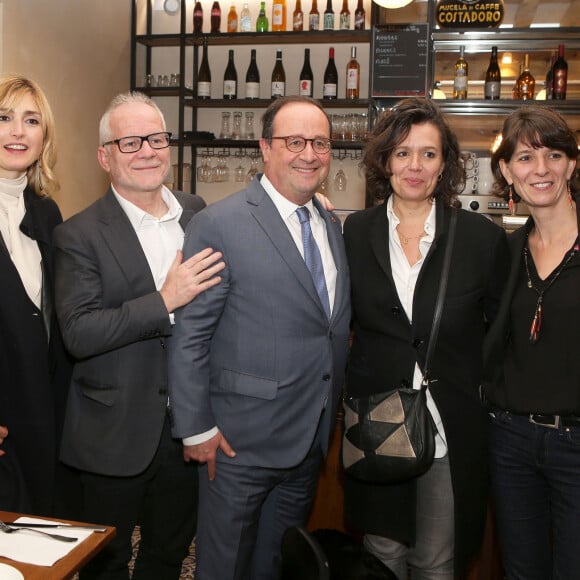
[271,136,332,154]
[102,131,172,154]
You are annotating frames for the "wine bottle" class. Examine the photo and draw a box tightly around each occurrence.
[323,47,338,100]
[240,3,252,31]
[193,1,203,33]
[197,38,211,99]
[245,49,260,99]
[545,53,556,100]
[552,44,568,100]
[453,45,468,100]
[271,49,286,98]
[210,1,221,33]
[517,54,535,101]
[354,0,365,30]
[227,4,238,32]
[339,0,350,30]
[299,48,314,97]
[223,49,238,99]
[346,46,360,99]
[256,1,269,31]
[272,0,287,31]
[323,0,334,30]
[293,0,304,31]
[484,46,501,100]
[309,0,320,31]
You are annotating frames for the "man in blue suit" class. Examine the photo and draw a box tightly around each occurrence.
[168,96,351,580]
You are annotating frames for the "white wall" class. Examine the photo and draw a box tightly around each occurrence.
[1,0,131,218]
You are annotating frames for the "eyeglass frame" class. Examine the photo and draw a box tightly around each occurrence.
[270,136,333,155]
[102,131,172,154]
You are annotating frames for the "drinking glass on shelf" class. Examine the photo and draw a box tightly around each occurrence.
[244,112,255,139]
[220,112,232,139]
[232,111,243,140]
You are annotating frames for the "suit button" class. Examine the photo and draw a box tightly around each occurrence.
[413,338,423,348]
[322,374,331,381]
[391,306,401,315]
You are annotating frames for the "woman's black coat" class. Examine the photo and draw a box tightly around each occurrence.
[0,187,71,515]
[343,200,510,574]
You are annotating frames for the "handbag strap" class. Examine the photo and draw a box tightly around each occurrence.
[422,208,458,386]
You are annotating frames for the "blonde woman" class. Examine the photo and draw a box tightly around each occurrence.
[0,74,72,515]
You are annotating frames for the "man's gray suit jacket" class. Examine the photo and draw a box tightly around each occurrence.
[53,188,205,477]
[168,176,351,469]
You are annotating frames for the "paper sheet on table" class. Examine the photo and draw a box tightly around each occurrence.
[0,517,93,566]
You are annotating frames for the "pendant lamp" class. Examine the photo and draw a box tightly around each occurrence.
[373,0,414,8]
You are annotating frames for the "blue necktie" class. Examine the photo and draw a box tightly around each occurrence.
[296,206,331,319]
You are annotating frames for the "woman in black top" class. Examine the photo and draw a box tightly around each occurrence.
[483,105,580,580]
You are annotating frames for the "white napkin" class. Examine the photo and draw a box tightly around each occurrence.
[0,517,94,567]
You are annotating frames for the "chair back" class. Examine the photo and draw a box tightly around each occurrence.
[281,526,330,580]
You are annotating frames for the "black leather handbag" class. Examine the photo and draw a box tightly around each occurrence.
[342,210,457,484]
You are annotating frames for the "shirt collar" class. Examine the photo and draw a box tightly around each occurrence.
[386,194,436,241]
[112,185,183,228]
[260,174,320,223]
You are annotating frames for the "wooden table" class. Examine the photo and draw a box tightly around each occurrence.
[0,511,115,579]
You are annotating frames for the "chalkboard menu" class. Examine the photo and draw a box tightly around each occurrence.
[371,24,430,98]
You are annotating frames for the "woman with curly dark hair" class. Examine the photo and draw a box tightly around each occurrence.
[483,105,580,580]
[343,97,510,579]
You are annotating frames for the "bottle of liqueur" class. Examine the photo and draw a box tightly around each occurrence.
[210,2,222,33]
[309,0,320,31]
[552,44,568,100]
[227,4,238,32]
[545,53,556,100]
[240,3,252,31]
[223,49,238,99]
[271,49,286,98]
[339,0,350,30]
[517,54,535,101]
[272,0,287,31]
[293,0,304,31]
[346,46,360,99]
[354,0,365,29]
[197,37,211,99]
[323,0,334,30]
[484,46,501,100]
[256,1,269,31]
[323,47,338,100]
[453,46,468,99]
[299,48,314,97]
[245,49,260,99]
[193,1,203,33]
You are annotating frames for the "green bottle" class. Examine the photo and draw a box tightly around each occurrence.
[256,1,269,32]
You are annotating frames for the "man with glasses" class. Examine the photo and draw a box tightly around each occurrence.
[168,96,351,579]
[52,92,225,579]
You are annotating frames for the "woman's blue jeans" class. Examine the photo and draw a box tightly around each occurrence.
[489,409,580,580]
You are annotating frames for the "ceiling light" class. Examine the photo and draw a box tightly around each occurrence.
[373,0,414,9]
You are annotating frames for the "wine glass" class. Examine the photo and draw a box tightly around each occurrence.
[245,155,259,184]
[334,163,347,192]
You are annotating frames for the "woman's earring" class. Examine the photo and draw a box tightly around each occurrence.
[508,184,515,215]
[568,180,573,208]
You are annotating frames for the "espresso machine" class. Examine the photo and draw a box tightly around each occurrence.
[455,152,529,232]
